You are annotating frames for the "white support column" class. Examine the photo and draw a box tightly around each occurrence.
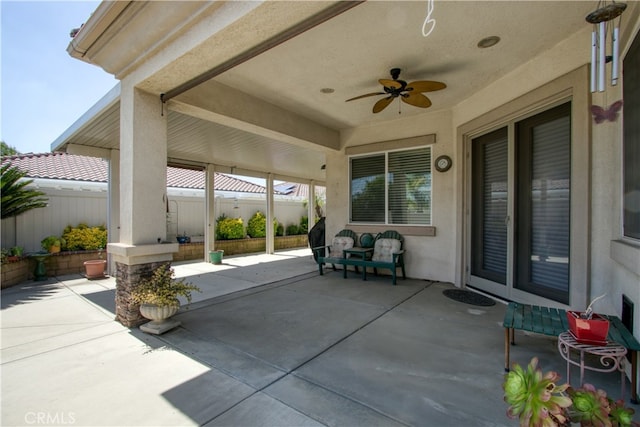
[108,83,177,327]
[309,180,316,225]
[266,173,275,254]
[107,149,120,276]
[205,164,216,261]
[117,86,169,246]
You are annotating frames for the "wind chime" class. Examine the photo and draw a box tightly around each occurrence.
[586,1,627,92]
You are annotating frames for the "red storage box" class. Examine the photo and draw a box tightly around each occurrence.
[567,311,610,344]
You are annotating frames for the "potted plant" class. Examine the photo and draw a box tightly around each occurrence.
[130,264,201,334]
[84,250,107,279]
[6,246,23,262]
[176,231,190,244]
[41,235,64,253]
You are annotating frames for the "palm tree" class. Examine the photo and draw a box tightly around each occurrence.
[1,163,48,219]
[1,141,19,156]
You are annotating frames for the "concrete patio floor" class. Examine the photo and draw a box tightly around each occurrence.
[1,249,635,426]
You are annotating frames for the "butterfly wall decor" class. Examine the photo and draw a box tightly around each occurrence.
[590,100,623,124]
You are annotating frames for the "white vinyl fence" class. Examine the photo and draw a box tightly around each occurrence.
[2,180,314,253]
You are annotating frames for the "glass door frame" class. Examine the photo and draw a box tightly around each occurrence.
[459,67,591,309]
[466,124,515,300]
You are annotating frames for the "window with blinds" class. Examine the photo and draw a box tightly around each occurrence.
[350,147,431,225]
[516,102,571,303]
[471,128,508,285]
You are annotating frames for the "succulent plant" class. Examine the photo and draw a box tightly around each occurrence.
[567,384,611,426]
[504,357,572,427]
[504,358,640,427]
[608,397,638,427]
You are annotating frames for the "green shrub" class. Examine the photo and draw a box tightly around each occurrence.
[299,216,309,234]
[246,211,279,238]
[276,222,284,237]
[247,211,267,238]
[286,224,300,236]
[216,214,244,240]
[62,223,107,251]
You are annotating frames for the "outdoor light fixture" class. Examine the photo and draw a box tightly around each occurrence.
[477,36,500,49]
[586,1,627,92]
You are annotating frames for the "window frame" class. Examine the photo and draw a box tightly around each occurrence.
[349,145,433,226]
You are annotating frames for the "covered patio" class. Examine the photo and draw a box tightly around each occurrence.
[52,0,640,327]
[1,251,633,426]
[35,1,640,421]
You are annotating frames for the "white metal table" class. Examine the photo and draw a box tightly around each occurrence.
[557,331,627,398]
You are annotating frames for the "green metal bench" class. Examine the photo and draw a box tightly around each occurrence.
[503,302,640,403]
[342,230,406,285]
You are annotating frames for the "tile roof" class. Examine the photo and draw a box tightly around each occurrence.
[1,152,267,194]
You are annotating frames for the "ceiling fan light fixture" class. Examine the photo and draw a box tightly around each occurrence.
[477,36,501,48]
[320,88,335,94]
[345,68,445,114]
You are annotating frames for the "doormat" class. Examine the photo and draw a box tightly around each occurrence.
[443,289,496,307]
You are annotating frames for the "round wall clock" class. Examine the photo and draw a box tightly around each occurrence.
[435,155,452,172]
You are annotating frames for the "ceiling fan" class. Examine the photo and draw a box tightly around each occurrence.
[346,68,446,113]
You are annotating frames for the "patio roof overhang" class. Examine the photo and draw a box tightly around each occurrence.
[53,0,623,183]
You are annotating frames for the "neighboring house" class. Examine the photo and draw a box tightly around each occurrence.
[52,0,639,339]
[1,152,322,251]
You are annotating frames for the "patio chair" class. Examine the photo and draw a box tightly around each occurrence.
[370,230,406,284]
[312,229,358,275]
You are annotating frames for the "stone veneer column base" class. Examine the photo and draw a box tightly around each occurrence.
[115,260,169,327]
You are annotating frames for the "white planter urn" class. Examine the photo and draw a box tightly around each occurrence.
[139,303,180,335]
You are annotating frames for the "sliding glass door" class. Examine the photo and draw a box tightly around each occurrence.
[470,103,571,303]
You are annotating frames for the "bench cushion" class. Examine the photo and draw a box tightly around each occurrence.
[329,236,354,258]
[372,238,401,263]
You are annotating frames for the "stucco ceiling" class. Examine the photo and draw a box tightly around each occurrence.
[58,0,614,182]
[212,1,595,129]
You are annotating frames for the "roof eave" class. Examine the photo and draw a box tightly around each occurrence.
[50,83,121,154]
[66,1,132,65]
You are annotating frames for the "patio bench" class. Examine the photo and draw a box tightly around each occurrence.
[313,230,407,285]
[341,230,406,285]
[503,302,640,403]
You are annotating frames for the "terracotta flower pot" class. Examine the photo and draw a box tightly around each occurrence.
[84,260,106,279]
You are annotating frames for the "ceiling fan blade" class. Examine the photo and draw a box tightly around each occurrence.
[378,79,402,89]
[402,92,432,108]
[406,81,446,93]
[373,96,394,113]
[345,92,385,102]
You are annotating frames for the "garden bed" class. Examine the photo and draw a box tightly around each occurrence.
[2,235,309,288]
[173,235,309,261]
[1,250,106,289]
